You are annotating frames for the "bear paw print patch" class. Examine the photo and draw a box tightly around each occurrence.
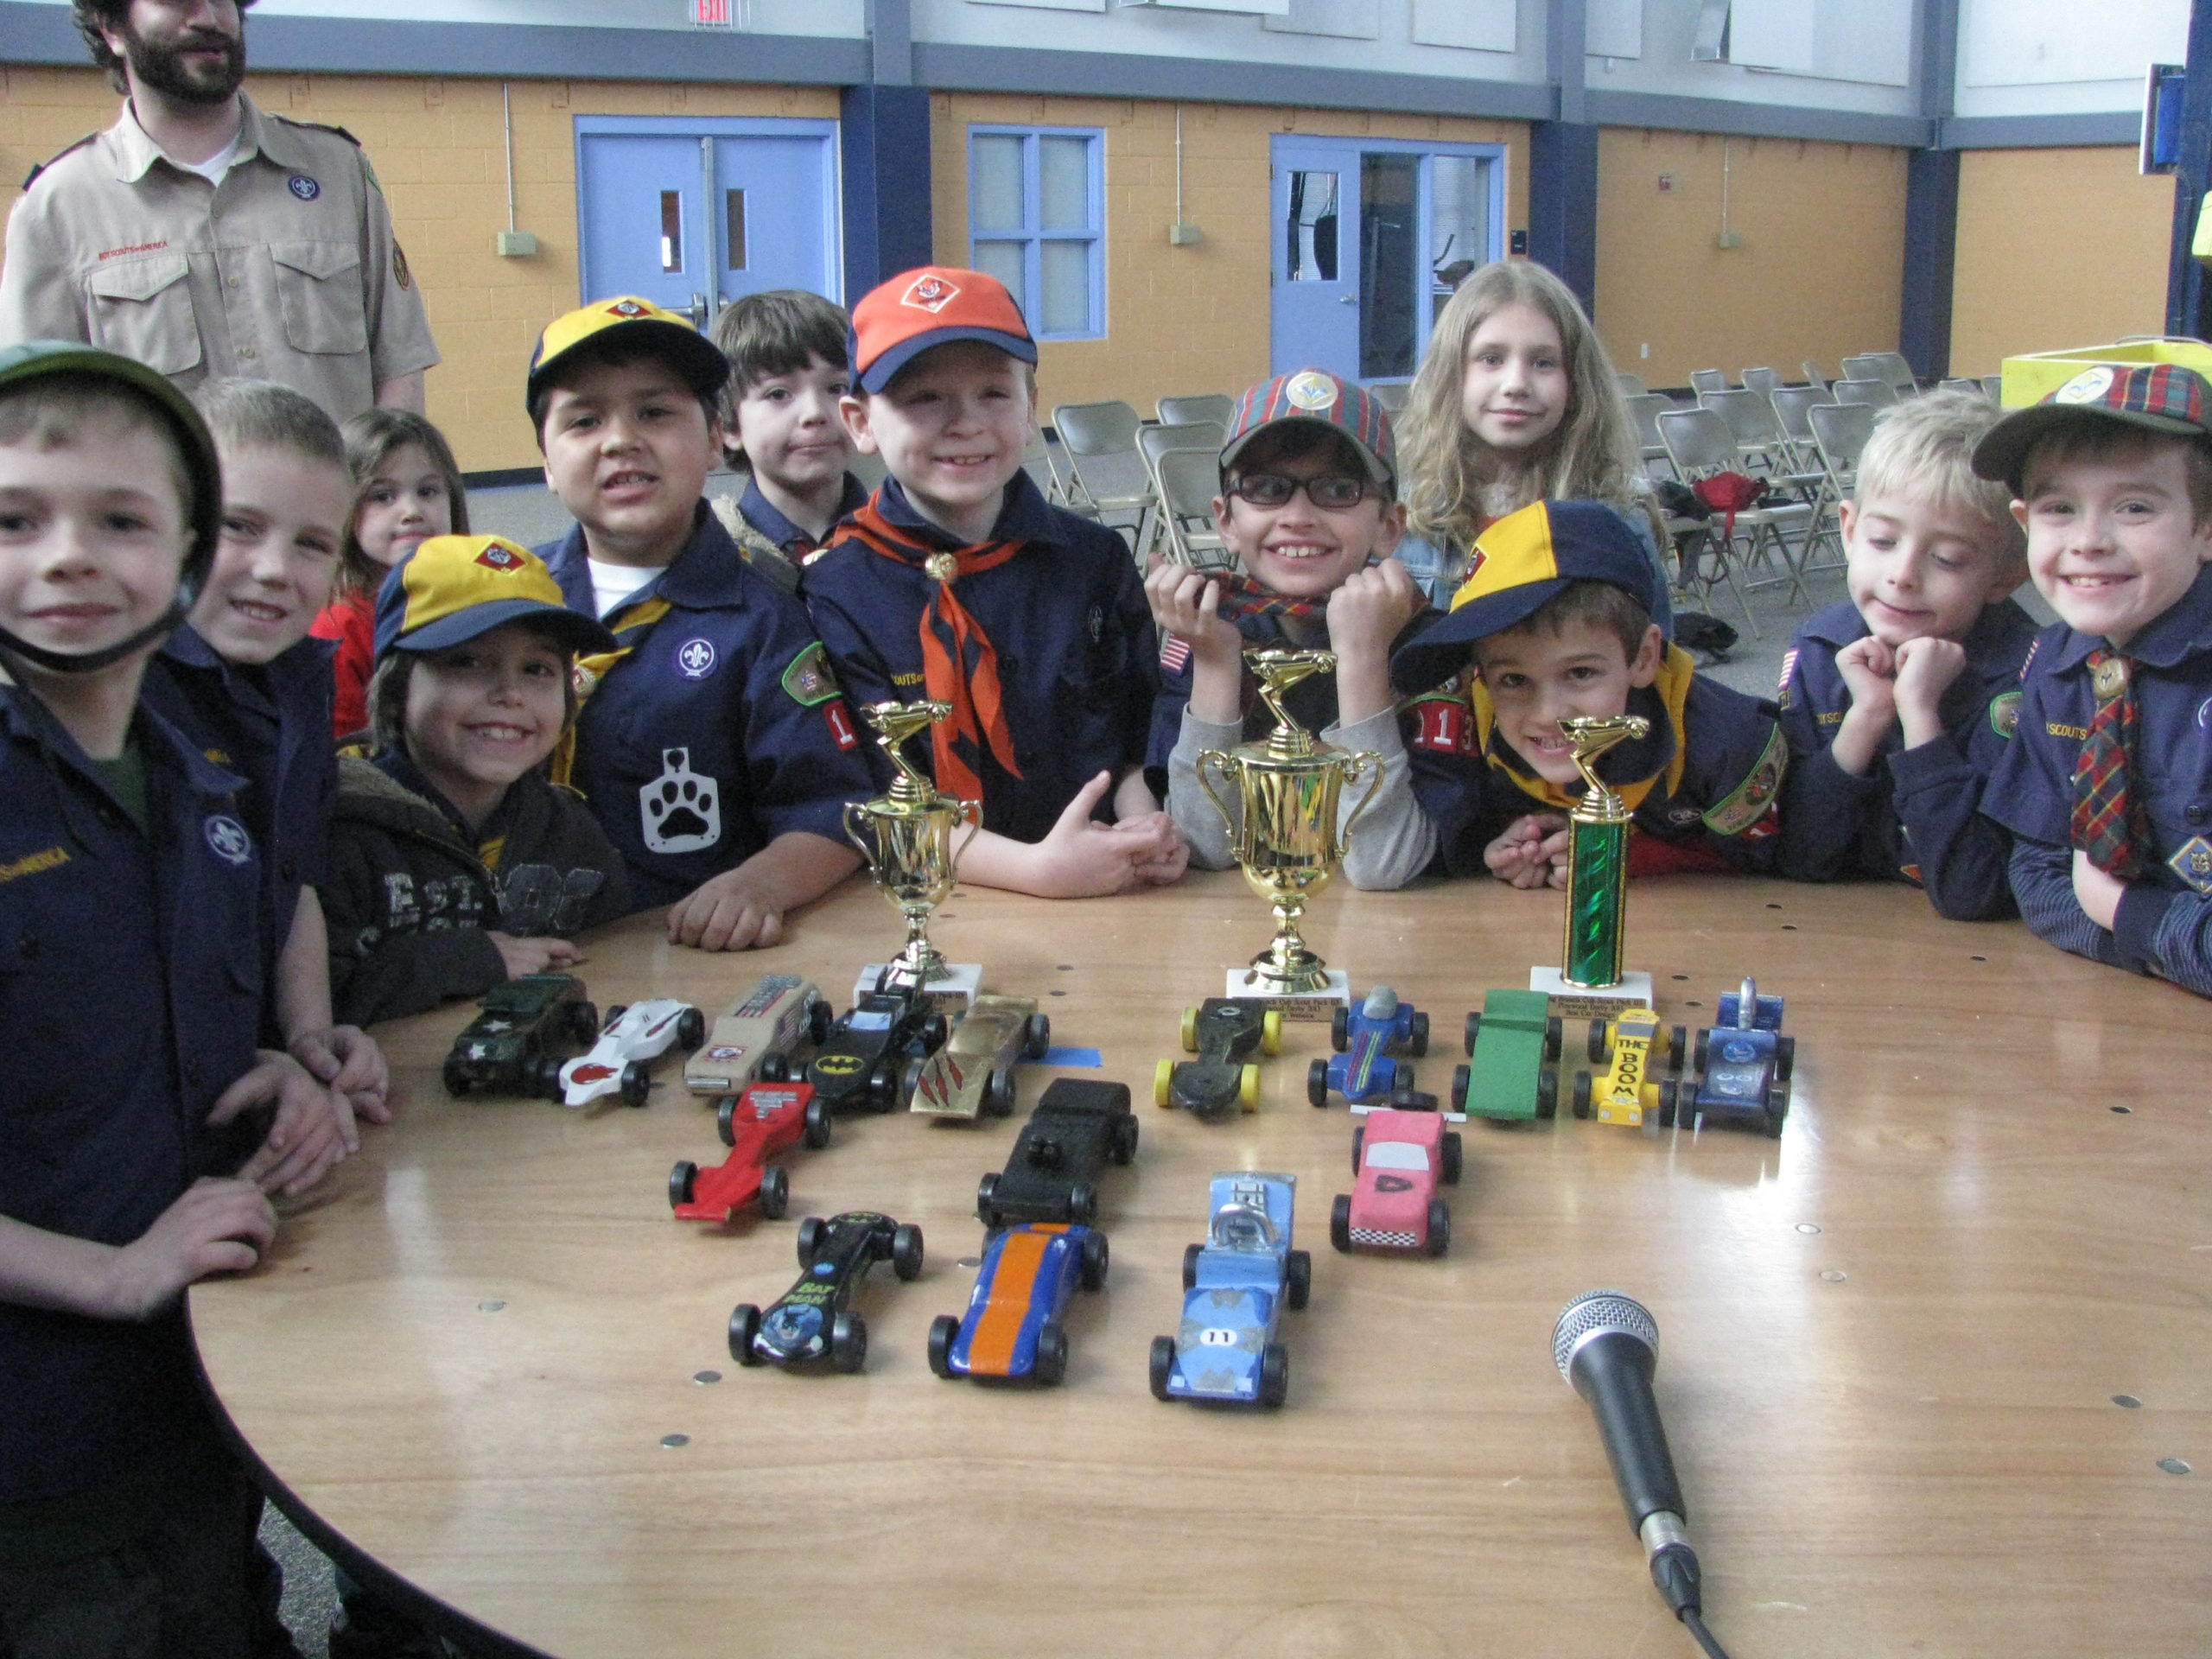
[641,747,721,855]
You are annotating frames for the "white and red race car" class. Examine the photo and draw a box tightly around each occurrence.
[1331,1107,1460,1257]
[556,999,705,1108]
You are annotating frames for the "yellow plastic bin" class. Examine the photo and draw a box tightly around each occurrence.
[1999,338,2212,408]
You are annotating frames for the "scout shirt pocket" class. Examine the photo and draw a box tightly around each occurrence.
[83,251,201,377]
[0,920,99,1182]
[270,240,370,354]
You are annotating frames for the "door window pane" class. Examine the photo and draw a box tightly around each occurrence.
[724,189,747,271]
[1039,241,1090,334]
[1359,152,1418,380]
[1430,154,1490,318]
[971,135,1026,233]
[1286,172,1339,283]
[1039,137,1090,232]
[659,189,683,274]
[972,239,1027,314]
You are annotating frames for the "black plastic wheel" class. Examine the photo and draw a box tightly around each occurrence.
[669,1160,697,1209]
[985,1068,1016,1117]
[920,1012,948,1052]
[1665,1026,1685,1071]
[716,1094,740,1147]
[891,1223,925,1281]
[802,1096,832,1149]
[928,1314,959,1379]
[759,1165,789,1220]
[1078,1229,1109,1291]
[806,998,833,1047]
[899,1055,926,1109]
[976,1173,1001,1229]
[569,1001,599,1044]
[1181,1242,1201,1290]
[1693,1028,1710,1076]
[603,1004,627,1029]
[677,1007,706,1050]
[1307,1058,1332,1108]
[1464,1010,1481,1056]
[1397,1062,1416,1096]
[1544,1015,1562,1061]
[1441,1131,1463,1185]
[1573,1071,1592,1119]
[1536,1068,1558,1120]
[759,1050,789,1084]
[1452,1063,1471,1113]
[1587,1019,1607,1065]
[1110,1116,1139,1165]
[1067,1182,1098,1227]
[796,1216,825,1267]
[1775,1033,1796,1082]
[1330,1192,1352,1253]
[1351,1126,1365,1176]
[1331,1005,1350,1052]
[1023,1012,1051,1059]
[830,1311,867,1374]
[442,1058,467,1096]
[1657,1079,1678,1129]
[1426,1198,1451,1258]
[1033,1322,1068,1387]
[1148,1335,1176,1402]
[531,1052,565,1102]
[1408,1011,1429,1057]
[1286,1249,1311,1311]
[867,1057,901,1113]
[728,1304,761,1365]
[620,1060,651,1108]
[1258,1342,1289,1408]
[1767,1083,1790,1133]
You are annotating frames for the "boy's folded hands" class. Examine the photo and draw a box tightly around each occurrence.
[1484,810,1569,889]
[221,1050,353,1200]
[287,1022,391,1128]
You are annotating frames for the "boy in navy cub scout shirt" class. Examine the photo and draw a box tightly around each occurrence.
[1974,363,2212,997]
[0,343,345,1655]
[527,296,873,951]
[1144,369,1437,889]
[804,265,1186,898]
[709,288,870,593]
[1774,390,2036,917]
[1391,499,1787,885]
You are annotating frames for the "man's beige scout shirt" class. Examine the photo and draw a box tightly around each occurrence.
[0,93,439,423]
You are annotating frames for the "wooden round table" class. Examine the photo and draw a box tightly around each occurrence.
[189,872,2212,1658]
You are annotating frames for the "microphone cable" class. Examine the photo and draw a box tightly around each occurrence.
[1682,1607,1734,1659]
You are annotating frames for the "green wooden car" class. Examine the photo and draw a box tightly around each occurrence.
[1449,988,1561,1121]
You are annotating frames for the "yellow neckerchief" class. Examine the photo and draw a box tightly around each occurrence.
[1471,643,1696,814]
[549,593,673,789]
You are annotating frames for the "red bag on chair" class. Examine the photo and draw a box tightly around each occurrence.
[1692,472,1767,540]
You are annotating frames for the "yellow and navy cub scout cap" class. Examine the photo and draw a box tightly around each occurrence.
[525,296,731,419]
[1389,499,1658,696]
[375,535,617,660]
[1970,362,2212,495]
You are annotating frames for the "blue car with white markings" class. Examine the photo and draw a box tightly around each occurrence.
[1307,987,1429,1109]
[1149,1172,1311,1409]
[1661,977,1795,1138]
[927,1222,1107,1387]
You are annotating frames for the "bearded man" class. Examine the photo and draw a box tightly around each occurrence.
[0,0,439,423]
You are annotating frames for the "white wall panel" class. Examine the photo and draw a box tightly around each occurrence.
[1262,0,1382,40]
[1954,0,2188,118]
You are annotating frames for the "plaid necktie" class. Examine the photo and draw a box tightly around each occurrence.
[2071,650,2145,878]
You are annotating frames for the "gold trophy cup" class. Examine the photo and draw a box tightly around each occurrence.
[1196,650,1383,997]
[842,700,980,991]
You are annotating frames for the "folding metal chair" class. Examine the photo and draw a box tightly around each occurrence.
[1807,401,1878,518]
[1153,448,1236,573]
[1688,368,1731,395]
[1157,394,1234,429]
[1624,391,1678,479]
[1834,378,1898,410]
[1802,361,1831,396]
[1980,374,2004,404]
[1135,421,1224,563]
[1369,383,1412,415]
[1939,378,1990,400]
[1739,366,1782,401]
[1698,389,1837,564]
[1616,372,1649,397]
[1051,400,1154,552]
[1657,407,1816,635]
[1842,353,1916,397]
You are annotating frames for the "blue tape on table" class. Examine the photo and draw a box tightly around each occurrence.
[1037,1046,1103,1068]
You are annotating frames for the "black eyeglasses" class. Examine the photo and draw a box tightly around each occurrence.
[1225,472,1376,510]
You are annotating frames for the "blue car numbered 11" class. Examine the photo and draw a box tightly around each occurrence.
[927,1222,1108,1387]
[1149,1172,1312,1409]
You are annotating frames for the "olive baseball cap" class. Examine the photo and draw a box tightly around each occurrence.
[1972,362,2212,494]
[526,296,731,420]
[375,535,616,658]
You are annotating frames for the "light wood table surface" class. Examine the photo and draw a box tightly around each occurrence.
[190,871,2212,1659]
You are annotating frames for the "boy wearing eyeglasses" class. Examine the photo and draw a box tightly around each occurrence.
[1144,371,1439,888]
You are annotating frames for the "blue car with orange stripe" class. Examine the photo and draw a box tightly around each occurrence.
[927,1222,1108,1387]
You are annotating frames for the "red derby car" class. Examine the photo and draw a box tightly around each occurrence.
[1331,1107,1460,1257]
[670,1080,832,1224]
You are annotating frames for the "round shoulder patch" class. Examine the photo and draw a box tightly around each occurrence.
[204,815,254,867]
[2053,365,2113,405]
[1988,689,2022,739]
[1284,371,1338,412]
[675,638,717,680]
[287,174,321,201]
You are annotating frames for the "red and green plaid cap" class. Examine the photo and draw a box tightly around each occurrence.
[1973,362,2212,492]
[1221,369,1396,487]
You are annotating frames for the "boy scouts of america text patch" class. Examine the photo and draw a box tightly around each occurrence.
[781,642,842,706]
[1701,728,1787,837]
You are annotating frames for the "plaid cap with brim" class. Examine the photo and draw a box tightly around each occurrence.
[0,340,224,585]
[526,296,731,417]
[375,535,618,659]
[1972,362,2212,493]
[849,266,1037,394]
[1221,370,1396,488]
[1389,499,1658,695]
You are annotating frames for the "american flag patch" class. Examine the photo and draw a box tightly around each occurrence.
[1777,647,1798,699]
[1160,636,1192,674]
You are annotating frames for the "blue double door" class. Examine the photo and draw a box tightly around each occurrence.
[576,117,842,326]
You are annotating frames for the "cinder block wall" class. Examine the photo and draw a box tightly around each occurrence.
[930,92,1531,416]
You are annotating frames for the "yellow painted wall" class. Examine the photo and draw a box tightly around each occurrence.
[1950,147,2174,380]
[931,93,1529,417]
[1594,128,1907,389]
[0,65,838,472]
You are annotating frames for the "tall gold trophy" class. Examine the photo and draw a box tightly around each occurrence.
[1196,650,1382,1002]
[1530,714,1656,1014]
[842,700,982,1007]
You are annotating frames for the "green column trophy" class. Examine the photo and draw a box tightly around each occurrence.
[1529,713,1656,1015]
[1196,650,1382,1007]
[842,700,983,1011]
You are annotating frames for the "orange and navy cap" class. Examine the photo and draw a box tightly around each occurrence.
[525,296,730,420]
[1389,499,1657,695]
[374,535,617,659]
[849,266,1037,394]
[1221,369,1395,488]
[1971,362,2212,493]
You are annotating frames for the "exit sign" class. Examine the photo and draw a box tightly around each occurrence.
[690,0,734,24]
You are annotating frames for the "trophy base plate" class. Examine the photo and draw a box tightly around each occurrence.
[1224,968,1349,1020]
[1529,967,1655,1022]
[855,961,982,1016]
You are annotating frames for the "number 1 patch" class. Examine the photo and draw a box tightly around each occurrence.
[823,701,858,751]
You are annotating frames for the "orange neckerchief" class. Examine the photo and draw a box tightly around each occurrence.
[840,500,1025,804]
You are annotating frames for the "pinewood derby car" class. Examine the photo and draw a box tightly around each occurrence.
[1332,1108,1460,1256]
[1661,977,1795,1136]
[1572,1007,1683,1128]
[1154,998,1282,1119]
[1307,986,1428,1109]
[804,975,948,1115]
[1450,988,1561,1121]
[927,1222,1107,1386]
[728,1211,924,1374]
[442,974,597,1097]
[1149,1172,1311,1409]
[684,974,832,1098]
[556,999,704,1108]
[976,1078,1138,1230]
[910,994,1051,1121]
[669,1080,833,1224]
